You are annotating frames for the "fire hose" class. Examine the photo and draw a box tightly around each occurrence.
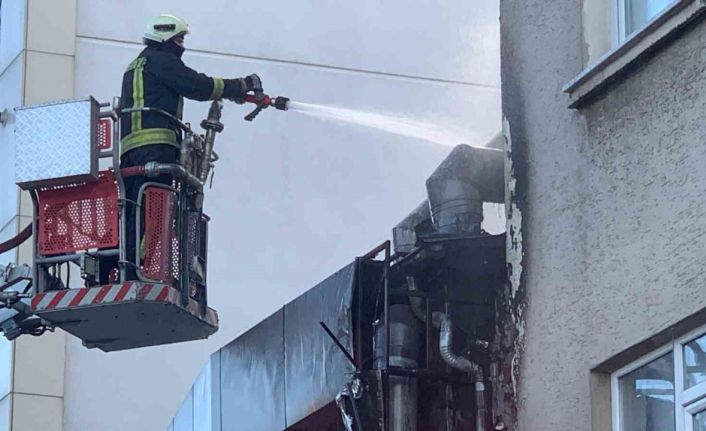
[0,224,32,255]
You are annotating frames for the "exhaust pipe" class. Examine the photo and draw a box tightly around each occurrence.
[374,305,421,431]
[407,277,487,431]
[438,314,486,431]
[392,201,431,254]
[391,142,504,252]
[425,144,503,235]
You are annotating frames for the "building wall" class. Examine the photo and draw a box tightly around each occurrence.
[500,1,706,429]
[0,0,26,425]
[63,1,502,431]
[0,1,75,430]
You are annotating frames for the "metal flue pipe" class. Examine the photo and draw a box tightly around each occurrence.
[374,305,421,431]
[406,277,487,431]
[392,201,431,254]
[437,314,487,431]
[425,144,504,235]
[391,142,504,253]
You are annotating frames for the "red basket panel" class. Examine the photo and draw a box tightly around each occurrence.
[141,187,175,283]
[97,118,112,150]
[38,171,119,255]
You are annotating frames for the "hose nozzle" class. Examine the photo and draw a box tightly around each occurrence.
[273,96,289,111]
[240,93,290,121]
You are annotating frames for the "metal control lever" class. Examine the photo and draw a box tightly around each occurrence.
[0,291,31,309]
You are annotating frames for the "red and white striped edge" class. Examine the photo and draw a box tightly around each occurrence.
[31,283,174,311]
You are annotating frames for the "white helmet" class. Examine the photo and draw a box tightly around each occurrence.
[143,14,190,44]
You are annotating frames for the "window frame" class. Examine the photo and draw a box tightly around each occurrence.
[614,0,682,43]
[612,324,706,431]
[611,342,675,431]
[615,0,628,44]
[563,0,706,108]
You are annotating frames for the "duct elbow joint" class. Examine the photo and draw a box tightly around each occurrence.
[438,314,477,374]
[437,314,487,431]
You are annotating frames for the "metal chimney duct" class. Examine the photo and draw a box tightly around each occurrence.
[425,144,504,235]
[374,304,422,431]
[392,200,431,254]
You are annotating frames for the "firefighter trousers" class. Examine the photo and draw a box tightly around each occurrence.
[99,144,178,284]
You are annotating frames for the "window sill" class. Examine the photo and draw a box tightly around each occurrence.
[563,0,706,109]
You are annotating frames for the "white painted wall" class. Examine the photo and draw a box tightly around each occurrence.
[0,54,23,263]
[0,0,25,76]
[65,1,501,430]
[0,0,26,261]
[76,0,500,87]
[0,2,26,429]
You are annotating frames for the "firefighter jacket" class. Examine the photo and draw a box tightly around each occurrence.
[120,42,246,155]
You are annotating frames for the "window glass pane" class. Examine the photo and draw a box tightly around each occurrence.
[695,411,706,431]
[625,0,675,37]
[619,352,675,431]
[684,334,706,389]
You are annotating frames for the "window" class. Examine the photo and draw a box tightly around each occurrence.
[613,327,706,431]
[616,0,678,42]
[564,0,704,107]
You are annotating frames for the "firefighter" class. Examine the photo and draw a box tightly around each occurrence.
[107,14,262,282]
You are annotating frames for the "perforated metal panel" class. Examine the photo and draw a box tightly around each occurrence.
[142,187,176,283]
[97,118,112,150]
[37,171,119,255]
[15,98,99,189]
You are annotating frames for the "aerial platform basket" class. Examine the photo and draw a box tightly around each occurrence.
[31,282,218,351]
[2,97,221,350]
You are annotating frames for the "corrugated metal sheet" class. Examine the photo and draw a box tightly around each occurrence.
[173,388,193,431]
[220,308,286,431]
[193,353,221,431]
[169,262,358,430]
[284,262,356,425]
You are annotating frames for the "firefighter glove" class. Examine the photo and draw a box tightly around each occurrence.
[244,74,263,92]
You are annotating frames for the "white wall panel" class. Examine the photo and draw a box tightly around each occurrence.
[76,0,499,86]
[0,339,11,399]
[0,53,24,233]
[0,395,9,431]
[0,219,17,265]
[0,0,25,75]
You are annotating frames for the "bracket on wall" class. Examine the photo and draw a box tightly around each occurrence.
[0,109,8,127]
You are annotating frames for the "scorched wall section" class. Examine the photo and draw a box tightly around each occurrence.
[501,0,706,430]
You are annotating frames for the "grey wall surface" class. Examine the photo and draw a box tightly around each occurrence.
[64,1,501,430]
[501,1,706,430]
